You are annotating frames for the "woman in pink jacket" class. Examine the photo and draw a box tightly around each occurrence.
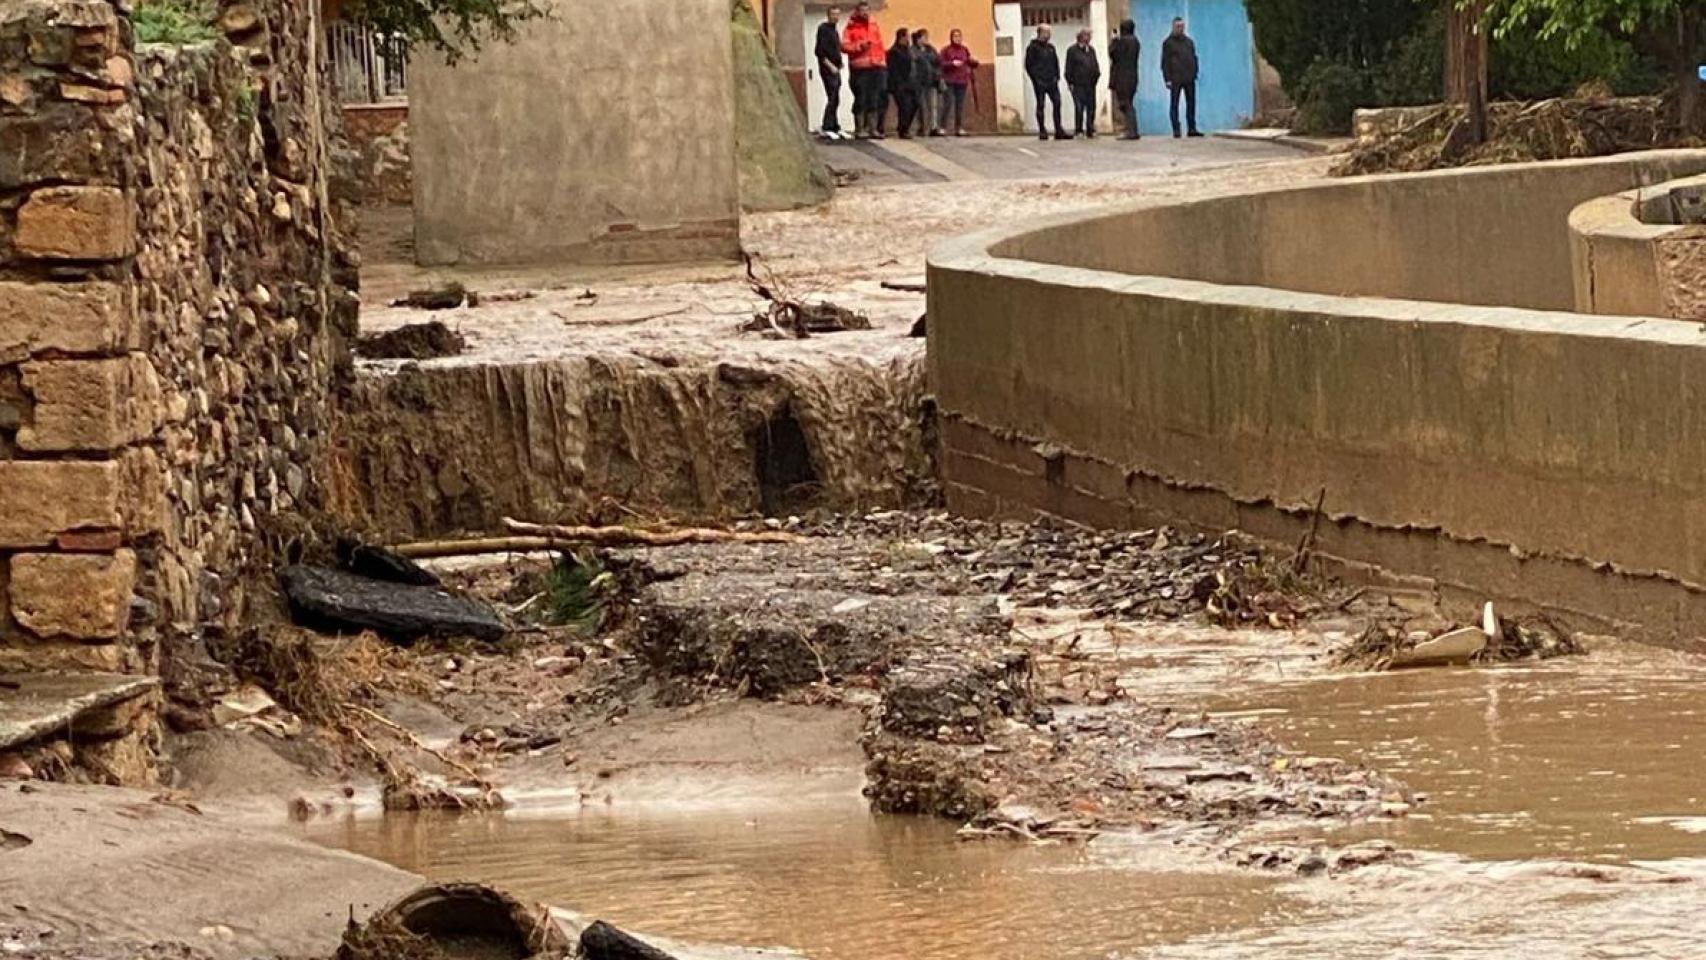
[938,29,979,136]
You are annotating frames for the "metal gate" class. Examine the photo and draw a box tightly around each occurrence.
[326,20,409,105]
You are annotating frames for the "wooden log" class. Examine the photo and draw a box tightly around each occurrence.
[390,521,808,559]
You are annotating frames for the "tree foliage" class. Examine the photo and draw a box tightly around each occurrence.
[1245,0,1430,97]
[338,0,550,63]
[1486,0,1701,46]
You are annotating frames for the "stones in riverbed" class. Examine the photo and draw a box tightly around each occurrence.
[280,565,506,643]
[580,920,681,960]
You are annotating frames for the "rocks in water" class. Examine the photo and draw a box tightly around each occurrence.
[391,281,471,311]
[579,920,680,960]
[878,649,1032,744]
[280,565,506,643]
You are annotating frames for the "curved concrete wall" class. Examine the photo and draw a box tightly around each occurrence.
[929,150,1706,644]
[1570,174,1706,319]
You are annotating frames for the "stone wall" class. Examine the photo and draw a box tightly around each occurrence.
[0,0,347,735]
[929,150,1706,647]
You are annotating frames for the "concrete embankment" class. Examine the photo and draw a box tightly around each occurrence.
[929,150,1706,644]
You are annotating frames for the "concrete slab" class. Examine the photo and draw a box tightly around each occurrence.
[0,671,157,750]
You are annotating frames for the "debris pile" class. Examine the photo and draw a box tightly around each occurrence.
[1335,96,1676,176]
[356,321,466,361]
[741,254,872,338]
[1334,608,1584,671]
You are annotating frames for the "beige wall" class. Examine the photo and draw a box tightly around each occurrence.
[1570,177,1706,320]
[409,0,742,266]
[930,150,1706,644]
[993,151,1706,312]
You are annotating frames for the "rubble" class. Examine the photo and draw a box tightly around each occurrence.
[356,321,467,360]
[1335,611,1584,671]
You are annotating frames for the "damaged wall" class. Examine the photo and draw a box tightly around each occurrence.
[929,150,1706,646]
[330,354,935,541]
[0,0,349,744]
[408,0,743,266]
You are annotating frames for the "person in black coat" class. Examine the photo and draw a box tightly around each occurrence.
[1108,18,1141,140]
[884,28,920,139]
[1160,16,1202,137]
[814,6,846,139]
[1064,28,1101,137]
[1024,25,1067,141]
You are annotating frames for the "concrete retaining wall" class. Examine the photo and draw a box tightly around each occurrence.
[929,150,1706,644]
[1570,175,1706,320]
[408,0,742,266]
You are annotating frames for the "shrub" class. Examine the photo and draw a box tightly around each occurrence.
[133,0,219,45]
[1295,60,1373,135]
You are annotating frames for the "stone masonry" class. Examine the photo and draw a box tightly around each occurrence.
[0,0,350,767]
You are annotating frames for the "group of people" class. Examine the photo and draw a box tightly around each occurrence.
[1027,16,1201,141]
[817,2,979,139]
[816,2,1205,143]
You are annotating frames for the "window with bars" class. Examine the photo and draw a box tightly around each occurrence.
[1021,4,1089,27]
[326,20,409,104]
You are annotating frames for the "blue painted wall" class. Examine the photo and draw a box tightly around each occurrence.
[1132,0,1254,133]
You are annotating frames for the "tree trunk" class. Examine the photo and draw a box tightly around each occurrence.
[1444,0,1489,104]
[1676,7,1703,135]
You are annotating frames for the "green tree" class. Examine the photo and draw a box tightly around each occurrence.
[338,0,549,63]
[1246,0,1429,98]
[1486,0,1705,128]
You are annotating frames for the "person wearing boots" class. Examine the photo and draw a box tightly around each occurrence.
[1161,16,1202,137]
[841,1,887,139]
[1024,25,1067,141]
[1109,18,1141,140]
[1064,28,1100,138]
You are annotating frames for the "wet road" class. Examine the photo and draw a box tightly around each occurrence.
[319,628,1706,960]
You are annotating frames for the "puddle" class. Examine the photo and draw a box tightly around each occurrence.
[1195,651,1706,863]
[313,801,1298,960]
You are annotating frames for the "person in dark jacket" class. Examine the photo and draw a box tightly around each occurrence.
[815,6,846,139]
[1161,17,1202,137]
[1064,28,1100,137]
[912,29,944,136]
[1108,18,1140,140]
[884,28,919,139]
[1024,25,1067,141]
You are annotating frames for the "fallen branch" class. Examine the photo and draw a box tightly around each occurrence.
[880,280,928,293]
[392,522,808,558]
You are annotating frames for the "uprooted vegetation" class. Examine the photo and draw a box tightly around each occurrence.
[1333,610,1585,671]
[1335,96,1685,175]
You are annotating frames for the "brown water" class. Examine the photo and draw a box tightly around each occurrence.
[318,802,1296,960]
[321,640,1706,960]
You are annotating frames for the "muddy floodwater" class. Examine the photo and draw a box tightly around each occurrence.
[319,642,1706,960]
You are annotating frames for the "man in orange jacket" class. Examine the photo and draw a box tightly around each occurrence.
[842,1,887,139]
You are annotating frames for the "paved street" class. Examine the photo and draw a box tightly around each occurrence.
[818,132,1310,185]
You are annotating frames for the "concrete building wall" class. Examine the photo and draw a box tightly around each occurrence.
[409,0,742,266]
[928,150,1706,645]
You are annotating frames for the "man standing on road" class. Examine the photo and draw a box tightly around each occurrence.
[1109,18,1140,140]
[816,6,846,140]
[912,28,944,136]
[842,2,887,140]
[1064,28,1100,138]
[939,28,978,136]
[1161,16,1202,138]
[885,28,920,139]
[1025,24,1067,141]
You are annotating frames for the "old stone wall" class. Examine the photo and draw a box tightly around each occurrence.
[929,150,1706,647]
[0,0,347,732]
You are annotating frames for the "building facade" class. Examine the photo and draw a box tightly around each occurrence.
[771,0,1265,135]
